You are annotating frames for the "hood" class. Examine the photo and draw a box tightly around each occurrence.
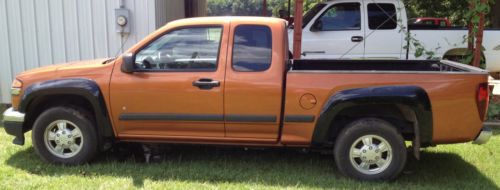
[16,58,114,84]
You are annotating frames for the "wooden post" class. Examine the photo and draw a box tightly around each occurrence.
[293,0,303,59]
[263,0,267,16]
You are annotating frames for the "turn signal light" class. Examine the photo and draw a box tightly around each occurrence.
[11,79,22,96]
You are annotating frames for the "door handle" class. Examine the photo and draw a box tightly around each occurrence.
[193,78,220,90]
[301,51,326,57]
[351,36,364,42]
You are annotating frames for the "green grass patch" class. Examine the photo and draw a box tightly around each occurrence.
[0,128,499,190]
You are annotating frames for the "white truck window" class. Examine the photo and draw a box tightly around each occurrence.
[315,3,361,31]
[367,3,397,30]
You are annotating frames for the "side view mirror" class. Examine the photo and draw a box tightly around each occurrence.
[311,20,323,32]
[121,53,135,73]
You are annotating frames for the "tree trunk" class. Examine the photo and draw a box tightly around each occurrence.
[472,0,488,67]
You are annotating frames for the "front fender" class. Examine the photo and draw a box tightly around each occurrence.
[19,78,114,138]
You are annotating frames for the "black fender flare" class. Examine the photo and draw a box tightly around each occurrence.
[312,85,432,146]
[19,78,114,138]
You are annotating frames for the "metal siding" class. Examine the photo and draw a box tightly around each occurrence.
[49,0,67,63]
[0,0,12,103]
[78,0,95,60]
[6,0,26,75]
[155,0,185,28]
[20,0,39,69]
[63,0,81,61]
[0,0,160,103]
[35,0,54,67]
[91,0,109,58]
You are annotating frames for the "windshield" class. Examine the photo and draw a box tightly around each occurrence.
[303,3,326,28]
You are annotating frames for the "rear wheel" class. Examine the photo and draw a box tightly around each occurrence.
[32,107,98,164]
[334,118,407,181]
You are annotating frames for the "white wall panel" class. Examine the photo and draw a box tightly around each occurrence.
[91,0,109,58]
[34,0,54,67]
[0,0,160,103]
[48,0,67,63]
[0,0,207,103]
[6,0,25,75]
[0,0,12,103]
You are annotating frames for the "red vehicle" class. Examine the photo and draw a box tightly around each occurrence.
[409,17,451,28]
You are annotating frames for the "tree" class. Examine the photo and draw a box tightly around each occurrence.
[403,0,470,26]
[467,0,491,67]
[207,0,323,17]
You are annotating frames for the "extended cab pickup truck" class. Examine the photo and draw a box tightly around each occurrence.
[293,0,500,72]
[2,17,493,181]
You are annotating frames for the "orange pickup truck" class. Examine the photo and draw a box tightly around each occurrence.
[2,17,492,181]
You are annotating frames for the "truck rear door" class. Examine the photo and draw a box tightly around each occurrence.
[363,1,404,59]
[223,21,286,141]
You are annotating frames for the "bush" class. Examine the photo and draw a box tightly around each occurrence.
[488,102,500,120]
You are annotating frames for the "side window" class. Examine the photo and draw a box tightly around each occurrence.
[367,3,397,30]
[316,3,361,31]
[440,21,447,27]
[423,20,434,26]
[232,25,272,72]
[135,27,222,71]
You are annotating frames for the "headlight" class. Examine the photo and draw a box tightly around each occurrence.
[11,79,22,96]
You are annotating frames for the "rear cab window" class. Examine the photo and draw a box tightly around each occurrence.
[232,25,272,72]
[367,3,397,30]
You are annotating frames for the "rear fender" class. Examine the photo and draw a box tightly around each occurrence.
[312,86,433,146]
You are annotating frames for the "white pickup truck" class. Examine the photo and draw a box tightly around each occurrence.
[290,0,500,72]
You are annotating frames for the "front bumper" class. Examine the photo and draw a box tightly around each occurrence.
[2,107,26,145]
[472,127,492,145]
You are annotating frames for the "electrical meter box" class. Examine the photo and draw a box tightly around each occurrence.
[115,8,130,34]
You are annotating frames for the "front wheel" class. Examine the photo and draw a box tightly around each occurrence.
[334,118,407,181]
[32,107,98,164]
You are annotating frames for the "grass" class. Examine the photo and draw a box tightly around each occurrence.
[0,128,498,190]
[0,104,6,121]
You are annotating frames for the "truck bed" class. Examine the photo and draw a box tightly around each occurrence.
[291,59,483,73]
[283,60,488,145]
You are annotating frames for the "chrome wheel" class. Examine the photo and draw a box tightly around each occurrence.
[43,120,83,158]
[349,135,392,175]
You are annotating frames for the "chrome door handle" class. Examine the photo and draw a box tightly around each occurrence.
[351,36,364,42]
[192,78,220,90]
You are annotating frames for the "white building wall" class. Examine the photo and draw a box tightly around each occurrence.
[0,0,160,103]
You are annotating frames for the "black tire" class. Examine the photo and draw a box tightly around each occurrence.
[32,106,98,164]
[334,118,407,181]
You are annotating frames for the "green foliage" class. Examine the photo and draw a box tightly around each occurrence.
[488,101,500,120]
[402,0,470,26]
[207,0,324,17]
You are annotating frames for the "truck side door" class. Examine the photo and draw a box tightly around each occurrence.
[109,25,228,139]
[224,22,286,142]
[301,2,365,59]
[363,1,404,59]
